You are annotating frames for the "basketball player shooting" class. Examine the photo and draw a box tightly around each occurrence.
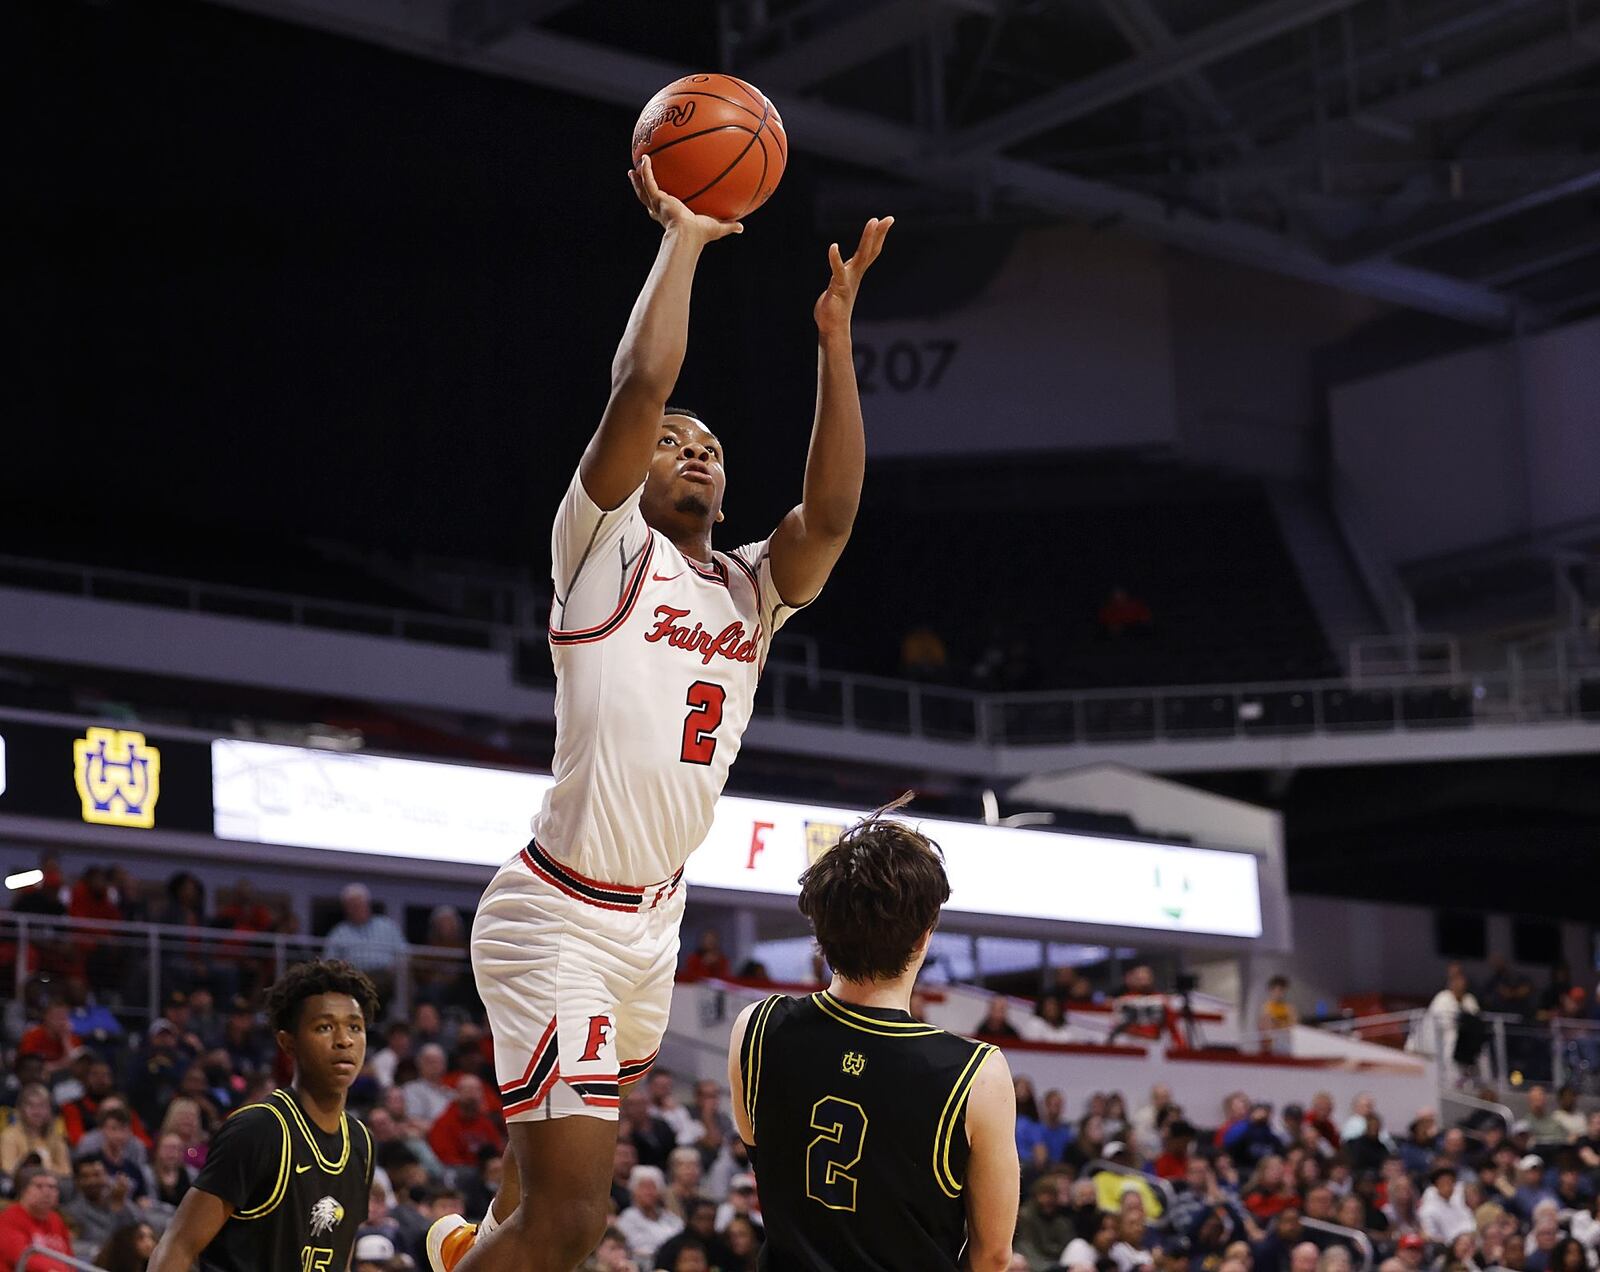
[427,157,892,1272]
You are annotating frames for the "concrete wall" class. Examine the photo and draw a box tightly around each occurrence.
[1329,316,1600,564]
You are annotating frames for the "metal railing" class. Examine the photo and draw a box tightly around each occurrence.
[3,912,471,1024]
[19,1247,103,1271]
[4,552,1598,750]
[1302,1218,1377,1272]
[1320,1007,1600,1097]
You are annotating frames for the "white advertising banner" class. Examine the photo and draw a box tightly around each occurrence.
[212,740,1262,938]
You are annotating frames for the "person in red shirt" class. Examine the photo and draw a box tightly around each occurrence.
[1153,1120,1196,1181]
[17,1002,81,1074]
[428,1076,506,1168]
[0,1165,75,1272]
[680,928,732,982]
[61,1058,154,1148]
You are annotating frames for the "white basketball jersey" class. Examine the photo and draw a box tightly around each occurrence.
[532,469,802,885]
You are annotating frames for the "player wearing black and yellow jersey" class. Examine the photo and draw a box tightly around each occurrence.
[148,960,378,1272]
[727,800,1020,1272]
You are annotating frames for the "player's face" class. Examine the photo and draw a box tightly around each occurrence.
[643,416,726,529]
[286,992,367,1094]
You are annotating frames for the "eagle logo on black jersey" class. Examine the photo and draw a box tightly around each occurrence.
[309,1197,344,1236]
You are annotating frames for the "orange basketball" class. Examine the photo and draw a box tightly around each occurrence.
[631,73,787,222]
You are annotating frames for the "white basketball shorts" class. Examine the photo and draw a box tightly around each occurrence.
[472,839,686,1122]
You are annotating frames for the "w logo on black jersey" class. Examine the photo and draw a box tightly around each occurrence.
[841,1051,867,1077]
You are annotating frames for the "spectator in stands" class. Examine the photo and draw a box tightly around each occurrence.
[1022,995,1091,1044]
[581,1226,640,1272]
[1253,1208,1308,1272]
[1224,1103,1287,1171]
[1413,968,1483,1085]
[1152,1119,1196,1182]
[1095,1143,1164,1218]
[1346,1114,1393,1174]
[1524,1222,1563,1272]
[0,1082,71,1176]
[1305,1095,1340,1153]
[1016,1089,1074,1174]
[1059,1211,1115,1272]
[156,873,211,992]
[1288,1244,1320,1272]
[1066,1115,1110,1174]
[63,1155,140,1258]
[1108,1209,1156,1272]
[1131,1084,1176,1158]
[648,1070,693,1140]
[1014,1173,1074,1271]
[18,1002,82,1076]
[654,1198,732,1271]
[663,1146,703,1218]
[1384,1176,1422,1237]
[145,1130,194,1210]
[1099,587,1153,638]
[89,1107,147,1201]
[426,1074,504,1168]
[402,1043,453,1128]
[1422,1165,1477,1243]
[1014,1077,1042,1124]
[899,624,948,680]
[721,1215,762,1272]
[413,906,469,1007]
[370,1020,413,1090]
[679,928,731,982]
[617,1165,683,1265]
[1511,1156,1557,1221]
[1552,1088,1585,1144]
[1258,977,1299,1052]
[620,1091,678,1171]
[0,1165,75,1271]
[324,884,407,999]
[714,1172,762,1237]
[1518,1089,1566,1145]
[94,1220,157,1272]
[1244,1157,1299,1222]
[976,997,1021,1041]
[1397,1111,1440,1177]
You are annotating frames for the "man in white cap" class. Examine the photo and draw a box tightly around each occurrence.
[356,1233,399,1272]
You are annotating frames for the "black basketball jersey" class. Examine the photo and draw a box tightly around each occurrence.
[739,991,995,1272]
[194,1087,374,1272]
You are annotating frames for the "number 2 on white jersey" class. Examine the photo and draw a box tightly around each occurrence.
[680,681,726,765]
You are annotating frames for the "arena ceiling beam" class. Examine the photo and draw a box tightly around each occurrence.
[734,0,952,92]
[1357,167,1600,263]
[946,0,1369,156]
[198,0,1518,328]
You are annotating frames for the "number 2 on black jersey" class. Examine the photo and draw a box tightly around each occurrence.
[680,681,726,765]
[806,1096,869,1212]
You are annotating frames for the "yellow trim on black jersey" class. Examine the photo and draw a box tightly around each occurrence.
[271,1088,350,1173]
[811,993,941,1038]
[232,1102,293,1220]
[742,995,783,1128]
[356,1116,374,1188]
[932,1043,994,1199]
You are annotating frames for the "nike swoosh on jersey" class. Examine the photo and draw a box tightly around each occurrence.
[295,1165,313,1174]
[652,571,684,582]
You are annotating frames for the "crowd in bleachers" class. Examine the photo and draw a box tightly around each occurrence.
[6,861,1600,1272]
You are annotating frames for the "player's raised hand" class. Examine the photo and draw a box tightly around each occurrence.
[815,215,894,340]
[629,154,743,242]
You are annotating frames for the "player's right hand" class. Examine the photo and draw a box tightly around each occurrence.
[630,154,743,242]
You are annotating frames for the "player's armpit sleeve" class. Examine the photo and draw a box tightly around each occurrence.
[729,541,809,638]
[551,468,649,600]
[192,1104,290,1216]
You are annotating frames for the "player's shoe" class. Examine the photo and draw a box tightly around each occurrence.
[426,1214,476,1271]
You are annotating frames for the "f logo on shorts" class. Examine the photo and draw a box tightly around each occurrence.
[580,1014,614,1063]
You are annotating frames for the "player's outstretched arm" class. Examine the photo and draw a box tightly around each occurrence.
[767,216,894,606]
[581,155,743,511]
[962,1048,1021,1272]
[147,1187,232,1272]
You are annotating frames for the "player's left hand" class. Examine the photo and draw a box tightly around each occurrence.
[814,216,894,340]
